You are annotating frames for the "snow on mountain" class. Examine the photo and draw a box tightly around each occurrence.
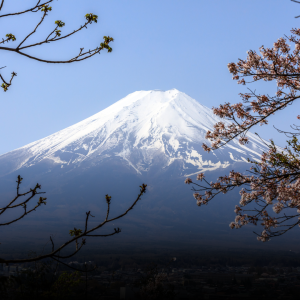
[0,89,269,176]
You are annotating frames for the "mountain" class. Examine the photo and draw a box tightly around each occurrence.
[0,89,268,178]
[0,90,281,250]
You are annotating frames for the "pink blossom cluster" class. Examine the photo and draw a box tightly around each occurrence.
[184,178,192,184]
[194,134,300,241]
[188,29,300,241]
[257,230,270,242]
[202,29,300,153]
[197,173,205,180]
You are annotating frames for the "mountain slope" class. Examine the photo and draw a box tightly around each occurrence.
[0,89,268,177]
[1,89,288,250]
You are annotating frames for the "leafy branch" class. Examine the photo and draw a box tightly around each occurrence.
[0,176,147,264]
[0,1,113,91]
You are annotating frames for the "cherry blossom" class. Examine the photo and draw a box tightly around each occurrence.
[184,178,192,184]
[186,28,300,242]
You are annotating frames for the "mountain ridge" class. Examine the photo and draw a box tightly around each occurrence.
[0,89,269,177]
[0,89,283,249]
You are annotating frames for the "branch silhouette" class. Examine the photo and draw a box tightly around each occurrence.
[186,1,300,242]
[0,175,147,264]
[0,1,113,91]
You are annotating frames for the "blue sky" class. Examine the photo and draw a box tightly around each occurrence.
[0,0,299,154]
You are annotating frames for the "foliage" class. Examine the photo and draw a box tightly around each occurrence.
[0,263,82,300]
[136,266,174,300]
[135,258,176,300]
[42,271,82,300]
[69,228,83,237]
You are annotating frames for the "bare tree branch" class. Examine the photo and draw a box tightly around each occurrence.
[0,3,113,91]
[0,0,4,11]
[17,9,48,49]
[0,1,53,18]
[0,176,147,264]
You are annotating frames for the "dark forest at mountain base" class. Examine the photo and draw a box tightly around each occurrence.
[2,243,300,268]
[1,246,300,300]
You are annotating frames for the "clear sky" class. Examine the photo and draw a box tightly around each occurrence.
[0,0,299,155]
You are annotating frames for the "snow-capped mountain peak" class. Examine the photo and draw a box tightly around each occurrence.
[0,90,268,176]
